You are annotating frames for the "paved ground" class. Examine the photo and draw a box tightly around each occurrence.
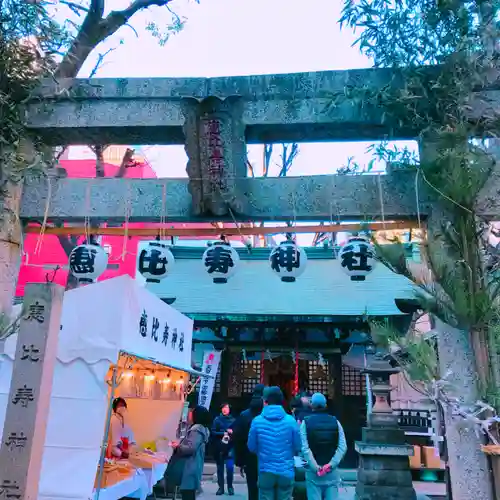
[197,482,438,499]
[198,482,357,499]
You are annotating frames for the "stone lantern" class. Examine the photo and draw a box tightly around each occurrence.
[364,351,400,428]
[355,350,417,500]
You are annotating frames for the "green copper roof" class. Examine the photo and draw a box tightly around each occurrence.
[144,247,416,318]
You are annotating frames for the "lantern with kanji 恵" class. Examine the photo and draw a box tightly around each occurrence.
[69,241,108,284]
[269,239,307,282]
[202,239,239,284]
[137,240,175,283]
[339,235,377,281]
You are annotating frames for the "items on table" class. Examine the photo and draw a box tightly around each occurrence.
[94,459,135,489]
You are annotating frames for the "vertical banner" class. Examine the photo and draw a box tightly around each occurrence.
[198,350,221,409]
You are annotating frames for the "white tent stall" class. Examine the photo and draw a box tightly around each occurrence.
[0,275,199,500]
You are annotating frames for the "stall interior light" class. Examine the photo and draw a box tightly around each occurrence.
[144,374,155,381]
[123,371,133,378]
[161,378,171,384]
[176,377,184,385]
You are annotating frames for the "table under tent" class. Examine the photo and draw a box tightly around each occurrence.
[0,275,204,500]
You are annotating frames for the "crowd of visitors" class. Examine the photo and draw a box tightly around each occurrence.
[165,387,346,500]
[235,386,346,500]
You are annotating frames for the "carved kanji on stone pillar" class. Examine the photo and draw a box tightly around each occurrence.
[183,96,247,217]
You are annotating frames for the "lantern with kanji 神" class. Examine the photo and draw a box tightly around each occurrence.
[269,240,307,282]
[69,242,108,284]
[202,240,239,284]
[137,240,175,283]
[339,235,377,281]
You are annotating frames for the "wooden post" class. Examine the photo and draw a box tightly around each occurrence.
[0,283,64,500]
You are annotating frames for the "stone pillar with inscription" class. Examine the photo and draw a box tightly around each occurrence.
[0,283,64,500]
[182,97,248,217]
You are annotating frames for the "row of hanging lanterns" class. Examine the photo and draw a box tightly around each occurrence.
[68,234,377,285]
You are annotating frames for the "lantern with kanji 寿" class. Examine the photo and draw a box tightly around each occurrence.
[269,239,307,282]
[339,235,377,281]
[69,241,108,284]
[202,240,239,284]
[137,240,175,283]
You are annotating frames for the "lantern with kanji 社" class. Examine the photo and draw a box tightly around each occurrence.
[202,240,239,283]
[339,235,377,281]
[69,242,108,284]
[269,240,307,282]
[137,240,175,283]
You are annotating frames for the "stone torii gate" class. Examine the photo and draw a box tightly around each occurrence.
[20,67,500,225]
[12,67,500,500]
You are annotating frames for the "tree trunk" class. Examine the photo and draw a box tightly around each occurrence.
[94,145,106,178]
[434,317,494,500]
[0,181,23,353]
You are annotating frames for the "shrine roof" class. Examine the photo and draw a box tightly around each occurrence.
[145,246,415,318]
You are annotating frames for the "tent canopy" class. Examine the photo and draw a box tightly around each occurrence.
[4,275,196,373]
[0,276,201,500]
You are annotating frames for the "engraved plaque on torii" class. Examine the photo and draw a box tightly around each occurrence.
[183,96,248,217]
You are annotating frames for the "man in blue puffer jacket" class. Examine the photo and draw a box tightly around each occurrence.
[248,386,301,500]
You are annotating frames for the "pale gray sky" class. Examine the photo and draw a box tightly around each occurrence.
[69,0,417,179]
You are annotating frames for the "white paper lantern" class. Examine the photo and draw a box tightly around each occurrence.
[69,243,108,284]
[339,236,377,281]
[137,240,175,283]
[269,240,307,282]
[202,240,239,283]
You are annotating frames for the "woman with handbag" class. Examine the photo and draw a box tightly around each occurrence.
[166,406,211,500]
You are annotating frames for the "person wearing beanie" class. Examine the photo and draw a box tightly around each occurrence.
[300,392,347,500]
[232,384,265,500]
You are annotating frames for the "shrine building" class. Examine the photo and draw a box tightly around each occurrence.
[143,244,417,467]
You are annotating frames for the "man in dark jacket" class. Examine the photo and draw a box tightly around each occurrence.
[300,393,347,500]
[212,403,236,495]
[232,384,265,500]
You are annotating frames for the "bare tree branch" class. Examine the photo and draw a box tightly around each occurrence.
[247,158,255,178]
[55,0,174,78]
[54,146,67,162]
[59,0,90,16]
[116,148,136,178]
[124,23,139,38]
[55,0,105,78]
[278,143,299,177]
[102,0,175,37]
[90,144,107,177]
[263,144,273,177]
[52,147,136,288]
[88,46,116,78]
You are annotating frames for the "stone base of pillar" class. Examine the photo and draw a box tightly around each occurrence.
[355,427,417,500]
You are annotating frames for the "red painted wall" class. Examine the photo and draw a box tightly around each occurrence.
[16,154,239,298]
